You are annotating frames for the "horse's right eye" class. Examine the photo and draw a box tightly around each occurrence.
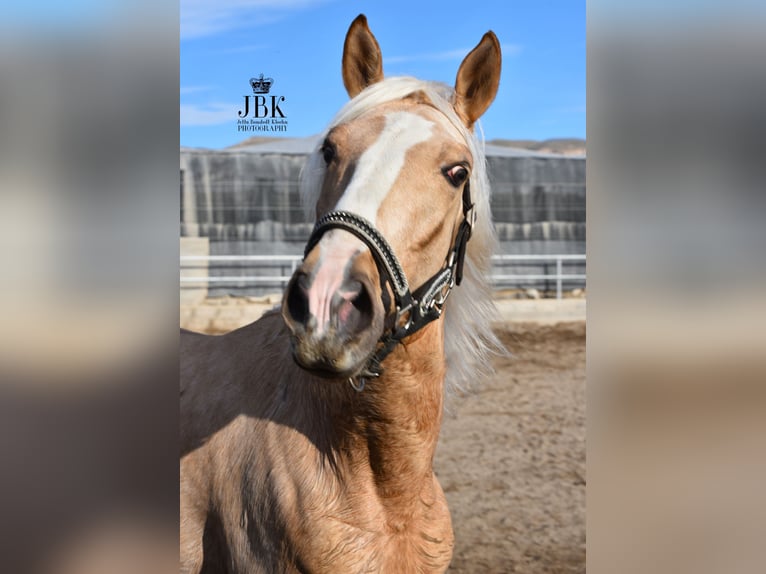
[321,142,336,164]
[444,164,469,187]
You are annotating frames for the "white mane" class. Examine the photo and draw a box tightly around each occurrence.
[299,76,502,395]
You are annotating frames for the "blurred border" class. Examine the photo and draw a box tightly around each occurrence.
[0,2,179,573]
[3,1,766,573]
[588,3,766,573]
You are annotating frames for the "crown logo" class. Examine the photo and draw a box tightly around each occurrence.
[250,73,274,94]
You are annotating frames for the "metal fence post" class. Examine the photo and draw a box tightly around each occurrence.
[556,257,563,300]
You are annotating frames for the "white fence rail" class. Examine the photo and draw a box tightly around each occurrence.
[490,254,586,299]
[181,254,585,299]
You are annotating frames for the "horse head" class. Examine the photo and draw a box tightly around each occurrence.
[282,14,501,381]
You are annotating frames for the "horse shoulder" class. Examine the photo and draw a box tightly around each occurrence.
[180,312,288,452]
[181,312,302,570]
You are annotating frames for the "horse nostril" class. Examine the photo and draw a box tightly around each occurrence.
[337,279,373,335]
[286,273,310,326]
[351,282,372,319]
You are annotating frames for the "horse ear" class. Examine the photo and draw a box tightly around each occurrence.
[342,14,384,99]
[454,31,502,128]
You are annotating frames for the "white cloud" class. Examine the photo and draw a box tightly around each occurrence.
[180,103,234,126]
[556,105,586,114]
[181,0,329,40]
[217,43,267,54]
[385,43,521,65]
[500,44,523,57]
[180,86,213,95]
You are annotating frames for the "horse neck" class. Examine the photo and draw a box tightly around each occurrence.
[348,318,447,515]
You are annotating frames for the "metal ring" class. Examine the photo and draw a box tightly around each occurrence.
[348,377,366,392]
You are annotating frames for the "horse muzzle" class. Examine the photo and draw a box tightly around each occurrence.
[281,236,386,378]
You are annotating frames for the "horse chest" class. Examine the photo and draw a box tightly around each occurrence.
[275,480,454,573]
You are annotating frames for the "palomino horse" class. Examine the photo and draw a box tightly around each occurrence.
[181,14,502,573]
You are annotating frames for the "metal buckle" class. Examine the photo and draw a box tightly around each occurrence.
[395,302,414,332]
[433,280,453,308]
[465,203,477,232]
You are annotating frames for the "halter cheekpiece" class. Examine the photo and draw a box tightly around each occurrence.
[303,180,476,389]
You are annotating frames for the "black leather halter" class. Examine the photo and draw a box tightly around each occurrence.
[303,181,476,385]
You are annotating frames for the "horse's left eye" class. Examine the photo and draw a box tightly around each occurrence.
[444,165,469,187]
[321,142,336,165]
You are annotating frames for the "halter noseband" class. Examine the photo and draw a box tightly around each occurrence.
[303,180,476,387]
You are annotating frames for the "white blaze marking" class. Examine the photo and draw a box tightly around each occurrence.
[309,234,361,335]
[309,111,434,335]
[335,110,434,222]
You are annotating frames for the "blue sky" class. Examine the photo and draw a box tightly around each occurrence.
[181,0,585,149]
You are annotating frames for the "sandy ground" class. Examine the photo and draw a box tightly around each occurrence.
[436,322,586,573]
